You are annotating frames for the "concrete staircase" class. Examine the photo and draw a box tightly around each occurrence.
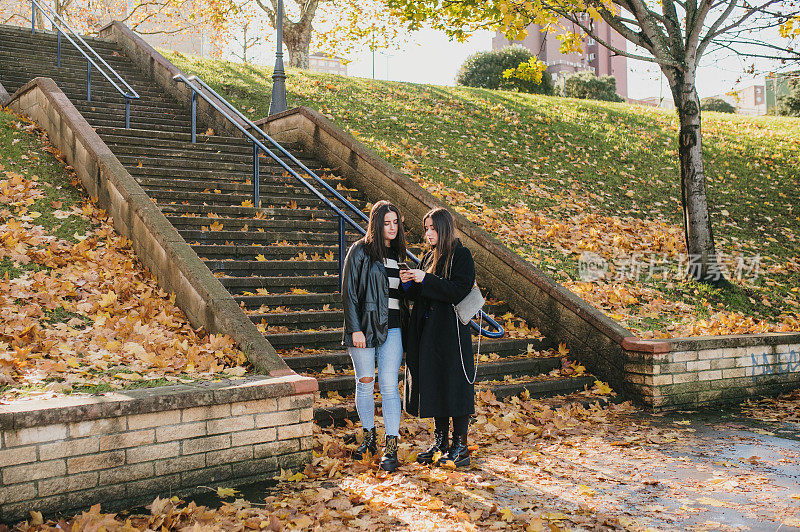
[0,23,603,426]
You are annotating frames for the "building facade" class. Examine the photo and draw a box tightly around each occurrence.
[710,85,767,115]
[765,71,799,112]
[493,18,628,99]
[308,53,347,76]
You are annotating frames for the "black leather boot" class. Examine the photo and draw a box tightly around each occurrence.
[380,435,399,472]
[352,427,377,460]
[417,429,449,464]
[438,434,469,467]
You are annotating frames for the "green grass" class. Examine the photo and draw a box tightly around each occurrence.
[159,54,800,332]
[0,109,93,245]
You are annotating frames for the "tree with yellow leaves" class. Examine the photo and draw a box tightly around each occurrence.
[386,0,800,286]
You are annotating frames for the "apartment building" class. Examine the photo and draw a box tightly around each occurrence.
[308,53,347,76]
[493,17,628,99]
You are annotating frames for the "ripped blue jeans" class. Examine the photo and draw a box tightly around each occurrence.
[347,327,402,437]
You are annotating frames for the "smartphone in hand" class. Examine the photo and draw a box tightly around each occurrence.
[397,262,410,271]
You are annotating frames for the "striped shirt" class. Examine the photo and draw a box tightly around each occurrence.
[384,252,402,329]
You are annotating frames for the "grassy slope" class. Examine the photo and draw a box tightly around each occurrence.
[164,52,800,337]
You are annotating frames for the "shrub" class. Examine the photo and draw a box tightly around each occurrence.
[456,46,554,95]
[564,71,623,102]
[776,78,800,117]
[700,97,736,113]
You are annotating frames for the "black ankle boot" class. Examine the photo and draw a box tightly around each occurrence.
[417,429,449,464]
[438,434,469,467]
[352,427,377,460]
[380,435,399,472]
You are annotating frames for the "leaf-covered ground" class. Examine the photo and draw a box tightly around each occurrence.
[0,107,250,401]
[10,387,800,531]
[163,52,800,339]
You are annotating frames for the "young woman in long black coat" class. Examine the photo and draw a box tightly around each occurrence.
[400,207,476,467]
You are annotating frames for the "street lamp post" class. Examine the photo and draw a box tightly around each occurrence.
[269,0,287,115]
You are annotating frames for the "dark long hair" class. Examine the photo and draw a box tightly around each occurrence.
[423,207,456,278]
[363,200,407,262]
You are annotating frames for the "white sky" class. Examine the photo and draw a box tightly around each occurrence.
[241,26,788,100]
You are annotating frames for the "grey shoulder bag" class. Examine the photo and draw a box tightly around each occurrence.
[448,253,484,384]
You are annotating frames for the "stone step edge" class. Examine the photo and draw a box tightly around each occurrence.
[313,376,607,426]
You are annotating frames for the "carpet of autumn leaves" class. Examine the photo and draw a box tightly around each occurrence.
[9,386,800,531]
[163,52,800,340]
[0,108,249,401]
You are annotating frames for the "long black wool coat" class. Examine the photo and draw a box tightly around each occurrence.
[403,241,476,418]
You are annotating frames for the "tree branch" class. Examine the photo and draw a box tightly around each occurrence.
[553,9,682,67]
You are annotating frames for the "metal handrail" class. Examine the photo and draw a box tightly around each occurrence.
[31,0,140,128]
[174,73,504,338]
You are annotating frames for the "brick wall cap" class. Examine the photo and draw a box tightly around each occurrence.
[0,374,314,430]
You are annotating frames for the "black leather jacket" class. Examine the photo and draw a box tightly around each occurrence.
[341,241,408,348]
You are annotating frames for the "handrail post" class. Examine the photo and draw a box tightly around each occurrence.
[190,91,197,143]
[125,97,131,129]
[86,61,91,102]
[338,215,346,285]
[57,29,61,68]
[253,142,260,208]
[31,0,35,33]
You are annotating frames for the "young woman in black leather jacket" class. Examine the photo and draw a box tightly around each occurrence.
[341,200,409,472]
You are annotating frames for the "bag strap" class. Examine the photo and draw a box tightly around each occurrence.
[455,309,479,385]
[449,251,480,385]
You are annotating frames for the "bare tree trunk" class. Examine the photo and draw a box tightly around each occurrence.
[283,24,311,67]
[253,0,317,69]
[243,25,249,63]
[668,72,729,286]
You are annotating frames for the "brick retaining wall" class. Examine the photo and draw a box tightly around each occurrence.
[625,334,800,408]
[0,376,314,523]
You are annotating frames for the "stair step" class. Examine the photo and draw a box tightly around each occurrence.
[313,378,610,427]
[311,365,589,397]
[219,274,338,291]
[97,127,253,145]
[159,204,338,220]
[265,329,343,348]
[192,244,340,261]
[100,132,307,158]
[0,72,168,99]
[251,310,343,329]
[0,59,152,86]
[181,229,349,246]
[168,216,340,232]
[205,259,338,276]
[149,189,348,208]
[283,342,555,373]
[235,292,342,310]
[143,179,320,197]
[113,142,318,162]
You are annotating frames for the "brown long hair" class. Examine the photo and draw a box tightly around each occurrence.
[363,200,407,262]
[423,207,456,278]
